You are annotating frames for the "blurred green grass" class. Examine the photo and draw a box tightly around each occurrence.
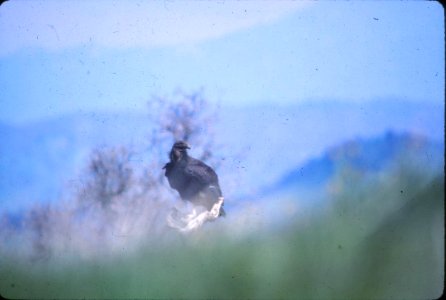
[1,170,443,299]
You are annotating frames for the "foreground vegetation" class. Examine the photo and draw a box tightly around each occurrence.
[1,91,443,299]
[1,165,443,299]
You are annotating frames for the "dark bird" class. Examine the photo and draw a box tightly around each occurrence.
[163,141,225,216]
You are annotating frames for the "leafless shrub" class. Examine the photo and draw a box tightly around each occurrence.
[78,146,133,209]
[24,204,56,261]
[147,89,220,166]
[0,89,224,260]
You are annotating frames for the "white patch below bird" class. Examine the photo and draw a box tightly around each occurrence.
[166,197,224,232]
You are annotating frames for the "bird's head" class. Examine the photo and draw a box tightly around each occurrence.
[170,141,190,162]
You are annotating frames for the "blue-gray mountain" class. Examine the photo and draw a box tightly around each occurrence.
[0,100,443,212]
[0,113,149,211]
[264,131,444,198]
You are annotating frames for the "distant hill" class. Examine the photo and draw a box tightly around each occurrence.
[0,112,149,211]
[263,131,444,200]
[217,99,443,197]
[0,99,443,212]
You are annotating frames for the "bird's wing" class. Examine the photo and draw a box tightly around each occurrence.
[184,159,219,186]
[163,162,174,176]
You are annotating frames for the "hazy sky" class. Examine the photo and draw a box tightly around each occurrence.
[0,1,444,124]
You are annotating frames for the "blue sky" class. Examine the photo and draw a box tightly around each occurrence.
[0,1,444,124]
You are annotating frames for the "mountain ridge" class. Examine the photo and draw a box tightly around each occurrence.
[263,131,444,199]
[0,100,443,212]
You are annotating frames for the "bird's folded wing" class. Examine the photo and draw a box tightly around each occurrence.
[184,161,218,185]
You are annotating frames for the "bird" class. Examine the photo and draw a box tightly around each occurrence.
[163,141,225,217]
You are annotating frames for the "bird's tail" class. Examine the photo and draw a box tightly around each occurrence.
[214,197,225,218]
[219,206,226,217]
[208,186,226,217]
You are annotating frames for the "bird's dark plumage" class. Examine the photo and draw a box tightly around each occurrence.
[163,141,225,216]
